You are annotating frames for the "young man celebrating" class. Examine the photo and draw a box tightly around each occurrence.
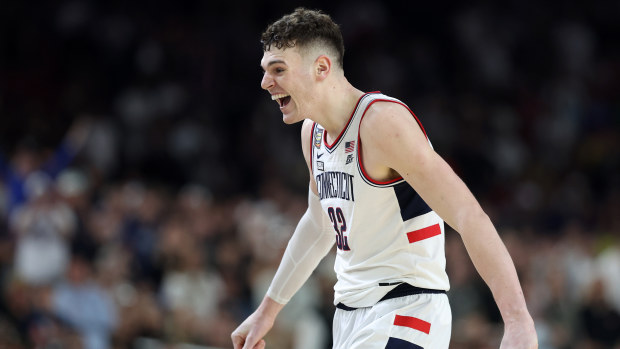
[232,8,538,349]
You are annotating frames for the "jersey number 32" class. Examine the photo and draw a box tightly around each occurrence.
[327,207,350,251]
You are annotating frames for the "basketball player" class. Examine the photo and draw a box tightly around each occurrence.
[232,8,538,349]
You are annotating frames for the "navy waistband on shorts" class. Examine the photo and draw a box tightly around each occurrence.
[336,283,446,311]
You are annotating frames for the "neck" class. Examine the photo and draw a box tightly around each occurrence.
[311,77,364,140]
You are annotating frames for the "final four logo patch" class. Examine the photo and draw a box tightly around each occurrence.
[314,127,323,148]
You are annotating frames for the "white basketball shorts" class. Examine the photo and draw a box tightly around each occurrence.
[332,292,451,349]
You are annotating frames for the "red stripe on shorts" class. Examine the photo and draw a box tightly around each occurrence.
[393,315,431,334]
[406,224,441,243]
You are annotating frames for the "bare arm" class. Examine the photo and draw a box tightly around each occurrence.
[232,119,334,349]
[360,103,537,348]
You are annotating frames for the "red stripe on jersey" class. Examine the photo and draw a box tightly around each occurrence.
[406,224,441,243]
[393,315,431,334]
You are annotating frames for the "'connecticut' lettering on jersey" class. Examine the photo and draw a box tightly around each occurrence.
[310,92,450,309]
[315,171,354,201]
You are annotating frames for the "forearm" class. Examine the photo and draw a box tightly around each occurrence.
[266,189,334,304]
[458,211,532,323]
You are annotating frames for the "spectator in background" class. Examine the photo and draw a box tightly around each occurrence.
[578,278,620,348]
[0,118,92,217]
[10,172,77,286]
[120,182,165,285]
[159,218,224,342]
[47,251,117,349]
[96,243,164,347]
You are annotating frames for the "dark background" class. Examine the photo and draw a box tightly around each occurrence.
[1,1,619,348]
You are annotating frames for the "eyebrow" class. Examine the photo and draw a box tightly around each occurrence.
[260,59,286,71]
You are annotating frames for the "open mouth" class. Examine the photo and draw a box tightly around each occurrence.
[272,93,291,108]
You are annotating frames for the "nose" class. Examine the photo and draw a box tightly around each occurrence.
[261,72,274,90]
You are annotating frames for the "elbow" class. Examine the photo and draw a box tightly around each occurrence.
[453,205,491,237]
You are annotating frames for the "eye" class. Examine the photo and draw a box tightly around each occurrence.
[274,67,285,73]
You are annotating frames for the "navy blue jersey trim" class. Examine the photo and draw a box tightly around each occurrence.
[385,337,423,349]
[393,181,432,221]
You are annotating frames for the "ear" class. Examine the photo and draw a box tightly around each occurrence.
[314,55,331,81]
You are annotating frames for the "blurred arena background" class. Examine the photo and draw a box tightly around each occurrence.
[0,1,619,348]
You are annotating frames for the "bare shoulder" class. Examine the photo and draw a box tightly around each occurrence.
[358,100,434,177]
[360,101,426,150]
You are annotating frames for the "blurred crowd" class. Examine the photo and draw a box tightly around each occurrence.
[1,1,619,349]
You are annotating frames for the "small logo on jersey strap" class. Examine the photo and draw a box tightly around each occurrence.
[314,127,323,148]
[317,161,324,171]
[345,140,356,153]
[345,154,354,164]
[317,153,324,159]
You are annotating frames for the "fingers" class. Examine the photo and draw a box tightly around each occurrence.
[231,333,244,349]
[242,332,264,349]
[253,339,266,349]
[241,336,255,349]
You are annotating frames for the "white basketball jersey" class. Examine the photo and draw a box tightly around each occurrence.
[310,92,450,308]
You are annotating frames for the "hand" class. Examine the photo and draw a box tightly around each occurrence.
[500,320,538,349]
[231,309,275,349]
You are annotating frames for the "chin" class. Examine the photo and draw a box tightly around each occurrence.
[282,113,304,125]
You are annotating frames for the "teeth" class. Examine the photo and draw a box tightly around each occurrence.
[271,93,289,100]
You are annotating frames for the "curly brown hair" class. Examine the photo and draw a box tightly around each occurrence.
[261,8,345,68]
